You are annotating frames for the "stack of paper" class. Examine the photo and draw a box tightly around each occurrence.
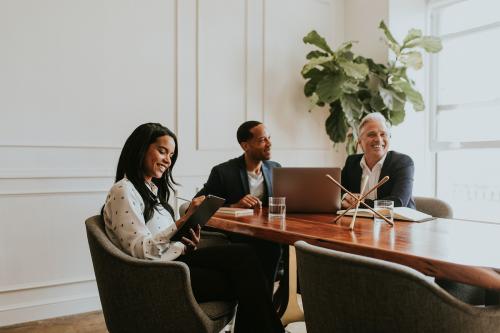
[217,207,254,217]
[336,207,434,222]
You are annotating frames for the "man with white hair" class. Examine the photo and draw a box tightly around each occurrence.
[341,112,416,209]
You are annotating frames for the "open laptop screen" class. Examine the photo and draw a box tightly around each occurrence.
[272,167,341,213]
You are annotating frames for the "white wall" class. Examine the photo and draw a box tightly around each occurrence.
[344,0,389,64]
[388,0,433,196]
[0,0,344,326]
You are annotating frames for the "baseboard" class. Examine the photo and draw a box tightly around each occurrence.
[0,279,102,327]
[0,293,101,327]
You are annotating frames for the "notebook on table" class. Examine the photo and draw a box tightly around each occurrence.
[336,207,435,222]
[217,207,254,217]
[272,167,341,213]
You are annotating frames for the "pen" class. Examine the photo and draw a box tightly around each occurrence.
[176,196,191,202]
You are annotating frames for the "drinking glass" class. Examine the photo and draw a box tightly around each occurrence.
[268,197,286,220]
[374,200,394,224]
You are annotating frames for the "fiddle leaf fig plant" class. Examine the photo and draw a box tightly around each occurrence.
[302,21,442,154]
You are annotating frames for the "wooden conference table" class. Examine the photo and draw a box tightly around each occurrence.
[207,210,500,323]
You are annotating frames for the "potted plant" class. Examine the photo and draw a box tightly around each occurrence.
[301,21,442,154]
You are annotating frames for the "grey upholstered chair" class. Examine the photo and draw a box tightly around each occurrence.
[295,240,500,333]
[85,215,235,333]
[179,201,190,217]
[414,197,491,304]
[414,196,453,219]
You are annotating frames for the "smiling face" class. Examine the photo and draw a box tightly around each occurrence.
[143,135,176,182]
[358,119,390,166]
[241,124,272,161]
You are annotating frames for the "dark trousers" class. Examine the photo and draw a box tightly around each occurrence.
[226,233,283,290]
[177,244,284,333]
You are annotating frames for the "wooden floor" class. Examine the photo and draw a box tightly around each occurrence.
[0,311,107,333]
[0,310,307,333]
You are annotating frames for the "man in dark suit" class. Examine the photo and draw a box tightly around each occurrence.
[341,112,416,209]
[196,121,280,208]
[196,120,282,289]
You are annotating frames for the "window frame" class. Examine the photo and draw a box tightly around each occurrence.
[428,0,500,153]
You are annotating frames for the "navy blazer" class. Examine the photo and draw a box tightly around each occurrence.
[341,151,415,208]
[195,155,281,206]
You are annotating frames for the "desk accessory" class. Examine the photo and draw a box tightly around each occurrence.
[325,174,393,226]
[349,175,369,230]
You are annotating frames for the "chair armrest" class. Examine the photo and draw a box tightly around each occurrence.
[94,254,213,332]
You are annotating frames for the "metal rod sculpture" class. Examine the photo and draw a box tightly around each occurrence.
[325,174,394,228]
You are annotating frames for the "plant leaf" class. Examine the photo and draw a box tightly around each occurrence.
[366,73,381,92]
[340,94,363,123]
[303,68,324,97]
[379,86,406,111]
[392,79,425,111]
[405,36,442,53]
[308,93,320,111]
[303,67,323,79]
[379,21,398,45]
[316,73,344,104]
[403,28,422,46]
[379,20,401,55]
[346,134,358,155]
[369,94,386,113]
[325,102,348,143]
[306,50,329,59]
[341,80,359,94]
[301,56,334,76]
[400,51,423,70]
[389,109,406,125]
[338,59,369,80]
[335,41,353,53]
[303,30,334,54]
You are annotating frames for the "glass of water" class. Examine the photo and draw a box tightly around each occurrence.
[374,200,394,224]
[268,197,286,220]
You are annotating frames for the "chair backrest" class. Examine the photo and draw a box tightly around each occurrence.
[414,196,453,218]
[295,241,500,333]
[85,215,215,333]
[179,201,190,217]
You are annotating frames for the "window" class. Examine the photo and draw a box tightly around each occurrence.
[429,0,500,222]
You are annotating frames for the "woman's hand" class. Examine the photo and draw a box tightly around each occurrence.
[185,196,205,216]
[182,224,201,253]
[175,196,205,228]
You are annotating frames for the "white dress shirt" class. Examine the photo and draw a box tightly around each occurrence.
[247,170,265,200]
[103,178,185,261]
[360,154,387,200]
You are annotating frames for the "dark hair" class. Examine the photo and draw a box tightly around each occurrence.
[236,120,262,144]
[115,123,178,221]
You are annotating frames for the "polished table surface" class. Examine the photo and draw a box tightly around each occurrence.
[207,209,500,291]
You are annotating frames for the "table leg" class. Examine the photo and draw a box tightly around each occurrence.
[280,245,304,326]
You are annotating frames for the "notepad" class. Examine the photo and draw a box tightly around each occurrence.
[217,207,254,217]
[336,207,434,222]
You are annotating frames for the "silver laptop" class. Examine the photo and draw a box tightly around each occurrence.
[272,167,341,213]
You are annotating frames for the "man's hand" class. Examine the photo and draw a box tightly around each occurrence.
[231,194,262,209]
[341,193,363,209]
[182,224,201,253]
